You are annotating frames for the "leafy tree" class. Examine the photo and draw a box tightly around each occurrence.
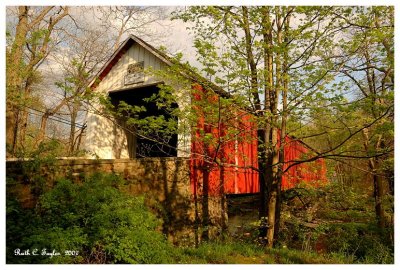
[333,6,394,229]
[6,6,171,158]
[6,6,69,156]
[172,6,394,246]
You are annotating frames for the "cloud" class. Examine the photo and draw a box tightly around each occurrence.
[141,7,201,68]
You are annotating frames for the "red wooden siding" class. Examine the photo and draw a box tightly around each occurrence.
[189,84,327,196]
[281,136,327,190]
[189,84,259,196]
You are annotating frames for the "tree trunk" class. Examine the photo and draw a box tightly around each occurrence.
[274,8,291,241]
[266,7,284,248]
[68,101,79,155]
[17,77,35,150]
[259,6,273,219]
[18,109,29,150]
[6,6,29,155]
[8,110,19,156]
[7,6,68,155]
[362,128,385,229]
[266,127,279,247]
[258,129,267,218]
[35,113,50,147]
[241,6,261,111]
[74,123,86,153]
[361,44,388,230]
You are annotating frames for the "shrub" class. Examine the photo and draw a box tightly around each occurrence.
[7,173,175,264]
[325,222,394,264]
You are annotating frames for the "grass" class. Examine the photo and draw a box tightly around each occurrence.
[269,248,353,264]
[174,240,353,264]
[173,184,394,264]
[318,207,374,222]
[177,241,265,264]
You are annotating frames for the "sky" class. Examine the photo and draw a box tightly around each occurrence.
[1,1,400,269]
[3,6,200,133]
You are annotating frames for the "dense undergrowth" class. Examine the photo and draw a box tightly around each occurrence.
[280,184,394,264]
[6,172,394,264]
[7,173,174,263]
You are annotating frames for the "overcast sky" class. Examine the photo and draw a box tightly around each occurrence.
[138,7,200,68]
[1,1,398,159]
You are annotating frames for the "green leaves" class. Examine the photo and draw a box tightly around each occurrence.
[7,173,175,264]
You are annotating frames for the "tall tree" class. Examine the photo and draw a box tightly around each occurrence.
[335,6,394,228]
[38,22,113,154]
[6,6,69,156]
[175,5,335,247]
[6,6,170,157]
[174,5,394,246]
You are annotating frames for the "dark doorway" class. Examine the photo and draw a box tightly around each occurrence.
[109,85,178,158]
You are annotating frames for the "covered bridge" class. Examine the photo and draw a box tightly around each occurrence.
[84,35,327,196]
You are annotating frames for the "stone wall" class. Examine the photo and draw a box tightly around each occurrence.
[6,158,227,246]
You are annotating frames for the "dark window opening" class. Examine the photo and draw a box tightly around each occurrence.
[109,85,178,158]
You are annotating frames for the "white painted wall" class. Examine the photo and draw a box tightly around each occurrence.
[83,41,191,159]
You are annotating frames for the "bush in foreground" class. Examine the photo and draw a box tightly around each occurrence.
[7,173,175,264]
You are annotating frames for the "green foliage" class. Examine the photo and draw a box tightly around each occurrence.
[7,173,175,264]
[178,240,265,264]
[324,223,393,264]
[278,183,393,264]
[12,139,62,196]
[6,197,41,264]
[279,216,393,263]
[176,240,352,264]
[8,172,392,264]
[269,247,352,264]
